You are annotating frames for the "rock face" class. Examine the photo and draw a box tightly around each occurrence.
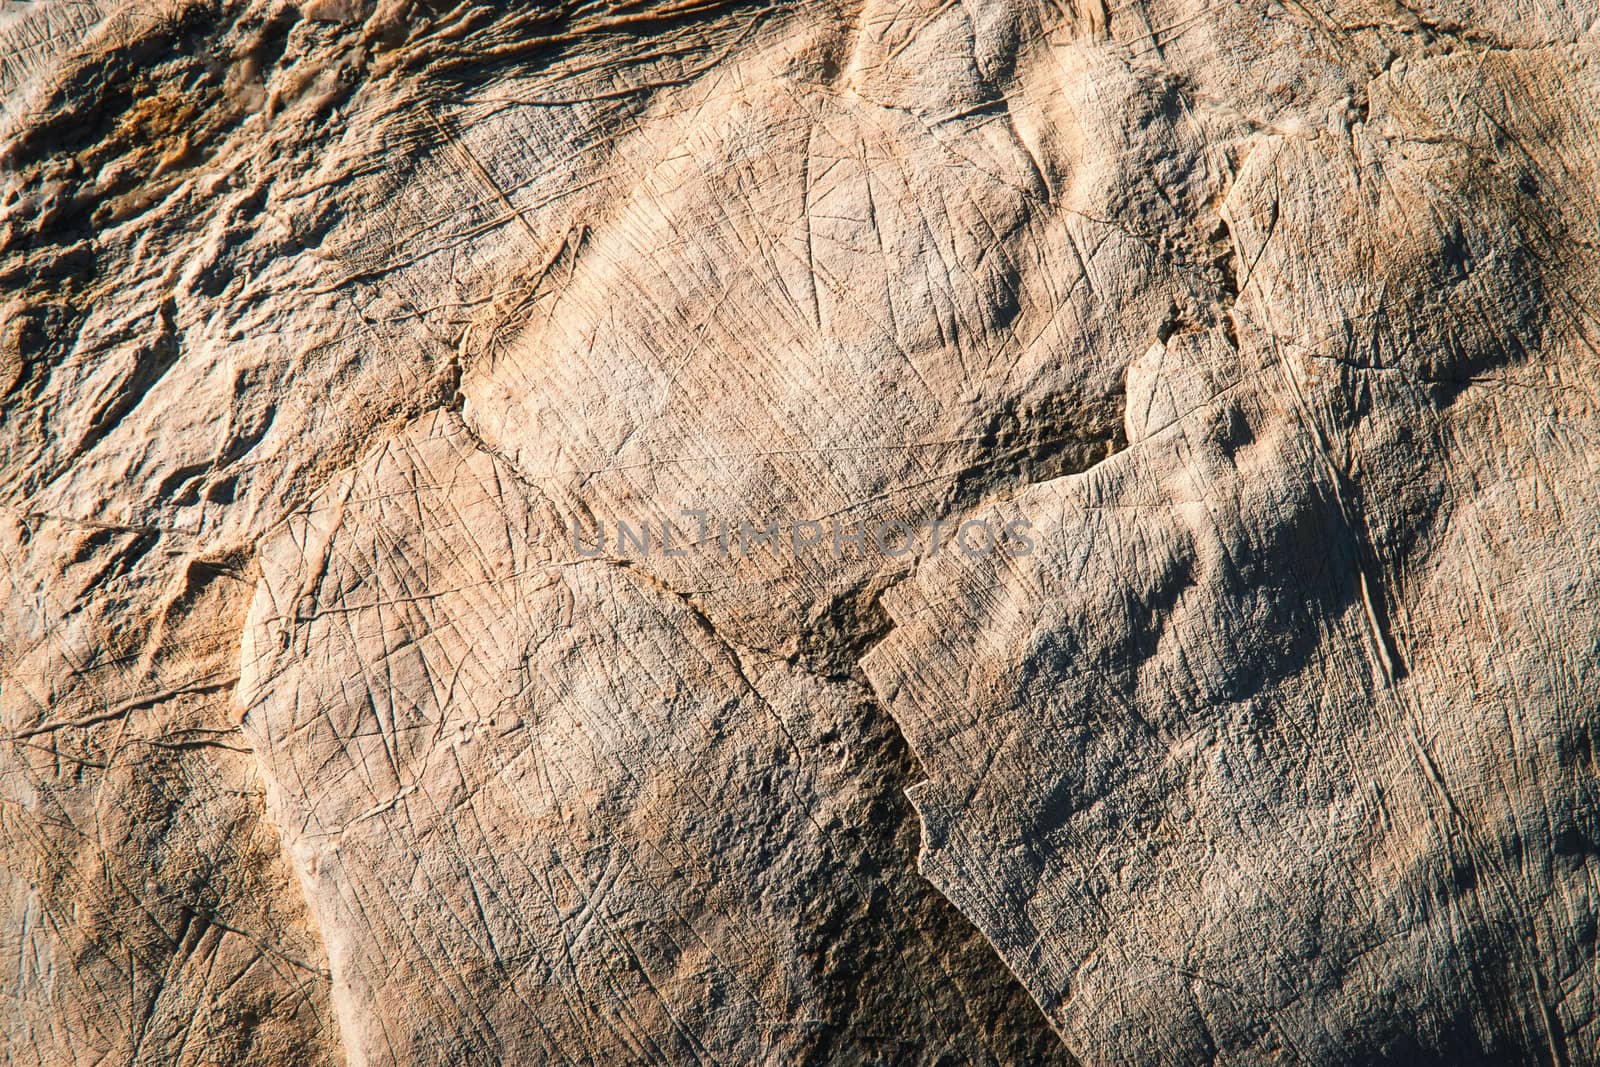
[3,1,1599,1065]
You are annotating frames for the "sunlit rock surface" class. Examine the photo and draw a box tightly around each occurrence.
[3,1,1599,1064]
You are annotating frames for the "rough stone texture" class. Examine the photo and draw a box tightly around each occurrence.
[3,0,1599,1065]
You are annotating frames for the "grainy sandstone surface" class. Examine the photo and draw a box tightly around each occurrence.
[3,1,1599,1064]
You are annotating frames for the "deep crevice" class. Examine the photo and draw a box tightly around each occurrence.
[945,389,1127,517]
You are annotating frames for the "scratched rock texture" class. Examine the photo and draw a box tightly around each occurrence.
[3,0,1600,1065]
